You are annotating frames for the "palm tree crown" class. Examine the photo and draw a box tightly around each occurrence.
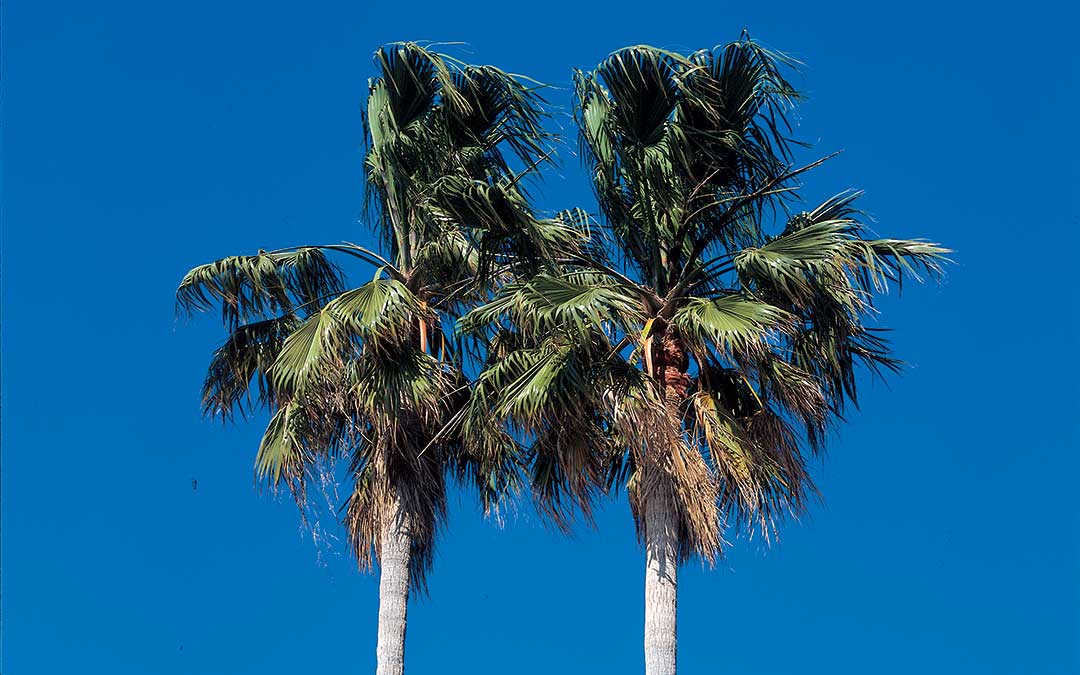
[465,36,950,561]
[177,42,581,588]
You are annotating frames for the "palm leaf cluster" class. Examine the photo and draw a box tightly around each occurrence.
[178,43,584,587]
[464,36,950,562]
[179,36,949,585]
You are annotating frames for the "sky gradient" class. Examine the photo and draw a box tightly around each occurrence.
[3,1,1077,673]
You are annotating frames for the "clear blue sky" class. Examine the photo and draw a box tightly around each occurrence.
[3,1,1077,673]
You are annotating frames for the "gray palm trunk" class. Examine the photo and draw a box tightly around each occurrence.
[644,487,678,675]
[376,498,411,675]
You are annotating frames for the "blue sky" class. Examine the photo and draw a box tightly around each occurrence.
[3,0,1077,673]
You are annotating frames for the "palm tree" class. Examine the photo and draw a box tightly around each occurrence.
[463,36,950,675]
[176,43,579,675]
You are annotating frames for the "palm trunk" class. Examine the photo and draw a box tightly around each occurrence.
[376,498,411,675]
[642,328,688,675]
[644,486,678,675]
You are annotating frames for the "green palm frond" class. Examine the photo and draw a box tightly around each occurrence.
[268,306,346,398]
[596,46,682,146]
[371,42,467,143]
[469,326,661,529]
[449,64,551,170]
[414,228,478,290]
[753,355,829,448]
[452,389,527,515]
[202,314,301,420]
[671,294,792,360]
[329,277,425,343]
[685,37,801,174]
[793,324,903,412]
[429,176,585,276]
[255,401,311,490]
[353,348,450,418]
[573,37,807,292]
[729,193,949,417]
[363,43,552,271]
[737,194,950,307]
[461,272,646,339]
[497,341,586,421]
[855,237,951,291]
[177,248,344,328]
[268,277,427,397]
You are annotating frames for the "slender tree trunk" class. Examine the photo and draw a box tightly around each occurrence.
[376,498,411,675]
[644,486,678,675]
[642,328,688,675]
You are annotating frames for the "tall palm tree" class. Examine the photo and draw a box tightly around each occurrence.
[176,43,579,675]
[463,37,950,675]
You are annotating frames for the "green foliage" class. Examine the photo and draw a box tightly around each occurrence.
[177,42,563,590]
[177,248,344,329]
[468,34,951,563]
[671,295,791,359]
[202,314,301,420]
[462,271,646,339]
[178,36,951,576]
[362,42,555,274]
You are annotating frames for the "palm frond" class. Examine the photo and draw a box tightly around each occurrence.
[202,314,301,420]
[268,307,343,397]
[671,294,791,359]
[177,248,344,329]
[461,272,646,340]
[363,42,553,272]
[255,401,311,491]
[690,390,813,539]
[268,277,428,397]
[429,176,584,276]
